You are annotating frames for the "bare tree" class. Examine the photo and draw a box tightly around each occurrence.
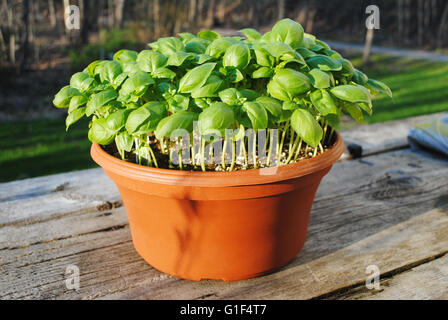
[153,0,160,38]
[362,28,374,65]
[20,0,30,72]
[278,0,285,20]
[188,0,196,23]
[437,1,448,48]
[48,0,56,28]
[114,0,125,28]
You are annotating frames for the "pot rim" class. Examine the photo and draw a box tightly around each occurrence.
[91,132,345,187]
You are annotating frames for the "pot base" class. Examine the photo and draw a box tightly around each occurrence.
[91,133,345,282]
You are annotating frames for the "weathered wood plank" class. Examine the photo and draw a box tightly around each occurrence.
[1,148,447,299]
[331,254,448,300]
[340,112,447,160]
[0,168,119,227]
[103,207,448,300]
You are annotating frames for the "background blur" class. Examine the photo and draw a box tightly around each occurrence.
[1,0,448,182]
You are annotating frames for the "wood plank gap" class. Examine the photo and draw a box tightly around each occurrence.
[314,252,448,300]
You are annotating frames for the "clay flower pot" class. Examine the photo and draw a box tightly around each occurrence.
[91,132,344,281]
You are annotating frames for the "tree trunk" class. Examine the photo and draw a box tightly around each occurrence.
[437,1,448,48]
[188,0,196,23]
[362,28,374,66]
[20,0,30,72]
[114,0,125,28]
[398,0,403,45]
[417,0,424,46]
[278,0,285,20]
[48,0,56,28]
[204,0,215,28]
[153,0,160,38]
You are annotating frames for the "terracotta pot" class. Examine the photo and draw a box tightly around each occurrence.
[91,132,344,281]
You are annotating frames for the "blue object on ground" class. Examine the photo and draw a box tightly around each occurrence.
[408,114,448,157]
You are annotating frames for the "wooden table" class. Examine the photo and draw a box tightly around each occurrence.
[1,113,448,300]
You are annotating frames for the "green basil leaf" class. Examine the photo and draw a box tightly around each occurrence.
[179,62,216,93]
[168,94,190,112]
[70,72,89,89]
[194,53,214,64]
[198,30,220,41]
[88,118,116,145]
[191,75,223,98]
[308,69,331,89]
[137,50,168,73]
[223,43,250,70]
[259,42,294,58]
[178,32,196,43]
[253,46,276,67]
[115,131,134,152]
[352,69,369,85]
[86,90,118,116]
[66,106,86,130]
[68,95,87,113]
[242,102,268,130]
[255,96,283,118]
[267,68,311,101]
[324,49,343,59]
[198,103,235,136]
[330,84,371,104]
[206,39,232,58]
[219,88,244,106]
[155,111,198,139]
[185,41,207,54]
[307,54,343,71]
[53,86,81,108]
[126,101,168,134]
[252,66,274,79]
[149,37,184,55]
[282,101,299,110]
[166,51,193,66]
[238,28,261,41]
[113,49,138,63]
[296,47,316,58]
[100,60,123,83]
[152,67,176,79]
[113,72,128,88]
[310,89,338,115]
[224,66,244,83]
[271,18,304,49]
[366,79,393,98]
[106,109,130,132]
[342,102,364,123]
[239,89,260,101]
[119,73,154,99]
[122,61,142,76]
[335,58,355,78]
[357,101,373,115]
[291,108,323,147]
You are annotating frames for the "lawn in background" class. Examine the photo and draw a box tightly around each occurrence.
[1,53,448,182]
[351,54,448,123]
[0,118,94,182]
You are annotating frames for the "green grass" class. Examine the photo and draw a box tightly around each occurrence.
[350,54,448,123]
[1,53,448,182]
[0,118,95,182]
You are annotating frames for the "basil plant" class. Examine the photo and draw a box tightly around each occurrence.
[53,19,392,171]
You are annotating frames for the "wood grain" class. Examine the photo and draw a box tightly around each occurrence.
[1,148,447,299]
[1,114,448,299]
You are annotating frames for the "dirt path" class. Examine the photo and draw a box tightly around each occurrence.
[325,41,448,63]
